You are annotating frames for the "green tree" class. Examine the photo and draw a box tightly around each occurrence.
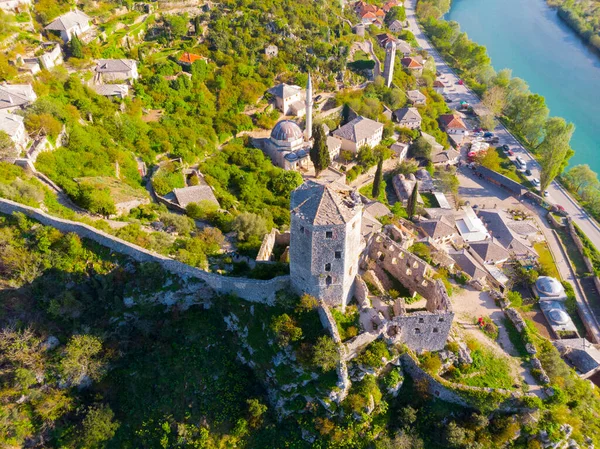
[407,182,418,220]
[246,399,267,428]
[564,164,598,194]
[269,171,302,197]
[409,137,432,160]
[385,6,407,25]
[60,335,105,386]
[69,34,84,59]
[78,404,119,448]
[539,117,575,191]
[270,314,302,347]
[372,156,384,198]
[186,200,219,220]
[77,184,116,218]
[0,130,15,159]
[0,52,17,81]
[310,124,331,176]
[312,335,340,371]
[232,212,268,241]
[165,14,189,40]
[507,93,549,145]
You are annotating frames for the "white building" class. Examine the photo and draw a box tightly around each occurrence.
[392,107,421,129]
[90,84,129,99]
[332,116,383,153]
[0,111,29,151]
[455,205,490,243]
[94,59,139,82]
[260,120,311,171]
[439,113,469,136]
[38,44,63,70]
[0,0,30,12]
[0,84,37,112]
[268,83,304,116]
[44,9,92,43]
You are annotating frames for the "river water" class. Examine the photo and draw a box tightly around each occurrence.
[446,0,600,173]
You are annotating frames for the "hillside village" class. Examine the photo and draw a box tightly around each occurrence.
[1,0,600,447]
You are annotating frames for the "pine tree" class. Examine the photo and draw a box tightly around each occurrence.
[70,34,84,59]
[372,156,383,199]
[310,124,331,176]
[341,103,351,126]
[408,182,419,220]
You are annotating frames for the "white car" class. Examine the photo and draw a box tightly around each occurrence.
[543,190,549,197]
[532,178,540,187]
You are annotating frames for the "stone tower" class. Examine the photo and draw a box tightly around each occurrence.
[305,73,313,141]
[383,40,396,88]
[289,180,363,310]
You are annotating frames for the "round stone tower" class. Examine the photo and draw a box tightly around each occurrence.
[289,180,363,309]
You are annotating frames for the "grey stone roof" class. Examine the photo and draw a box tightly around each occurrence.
[395,39,411,54]
[469,240,510,263]
[173,185,219,208]
[364,200,390,218]
[477,209,535,257]
[407,90,425,102]
[450,250,487,280]
[554,338,600,374]
[393,107,421,124]
[0,84,36,110]
[420,217,456,239]
[431,147,460,164]
[0,111,24,137]
[269,83,302,99]
[420,131,444,152]
[332,116,383,143]
[291,180,361,225]
[45,9,90,31]
[271,120,303,141]
[95,59,136,73]
[90,84,129,97]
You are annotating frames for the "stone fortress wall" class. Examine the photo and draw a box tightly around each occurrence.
[0,198,289,304]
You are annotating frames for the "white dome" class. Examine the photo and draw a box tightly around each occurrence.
[271,120,303,142]
[536,276,564,297]
[549,308,570,325]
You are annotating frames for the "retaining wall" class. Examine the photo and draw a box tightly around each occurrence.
[0,198,289,303]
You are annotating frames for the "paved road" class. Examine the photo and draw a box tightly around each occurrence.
[404,0,600,251]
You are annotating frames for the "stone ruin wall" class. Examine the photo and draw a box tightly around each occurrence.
[0,198,289,304]
[256,229,291,262]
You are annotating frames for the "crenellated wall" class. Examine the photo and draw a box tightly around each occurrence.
[0,198,289,304]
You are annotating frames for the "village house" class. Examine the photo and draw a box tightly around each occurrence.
[450,250,488,287]
[0,111,29,152]
[393,107,421,129]
[455,205,490,243]
[419,216,458,244]
[431,146,460,165]
[395,39,412,57]
[94,59,139,82]
[477,209,537,260]
[438,113,469,136]
[90,84,129,99]
[44,9,92,43]
[382,0,399,12]
[0,84,37,112]
[0,0,30,12]
[332,116,383,153]
[406,89,426,105]
[389,19,403,33]
[401,57,423,75]
[178,52,207,68]
[376,33,398,48]
[268,83,305,116]
[468,240,510,265]
[391,142,409,161]
[172,184,220,209]
[433,79,445,94]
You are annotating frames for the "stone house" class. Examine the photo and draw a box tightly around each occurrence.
[44,9,92,43]
[431,146,460,165]
[438,113,469,136]
[332,116,383,153]
[0,84,37,112]
[390,142,409,161]
[268,83,304,116]
[392,107,421,129]
[172,184,219,209]
[289,180,364,308]
[419,216,458,244]
[406,89,426,105]
[396,39,412,57]
[468,240,510,265]
[0,0,30,12]
[389,19,403,32]
[178,52,207,68]
[433,79,445,94]
[0,111,29,155]
[90,84,129,99]
[401,57,423,75]
[94,59,139,82]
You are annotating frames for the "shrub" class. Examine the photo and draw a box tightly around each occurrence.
[232,212,268,242]
[312,336,340,371]
[356,340,391,369]
[270,314,302,347]
[420,352,441,374]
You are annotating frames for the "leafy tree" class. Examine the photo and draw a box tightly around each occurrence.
[407,182,419,220]
[246,399,267,428]
[60,335,105,387]
[186,200,219,220]
[0,130,15,159]
[481,85,506,116]
[310,124,331,176]
[159,212,195,235]
[539,117,575,191]
[270,314,302,346]
[25,113,62,139]
[165,14,189,40]
[269,170,302,197]
[69,34,84,59]
[0,52,17,81]
[77,184,116,218]
[507,93,549,145]
[372,156,384,198]
[444,421,467,448]
[232,212,268,241]
[312,335,340,371]
[564,164,598,193]
[78,404,119,448]
[385,6,407,25]
[409,137,432,160]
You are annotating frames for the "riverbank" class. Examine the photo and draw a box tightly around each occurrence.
[547,0,600,54]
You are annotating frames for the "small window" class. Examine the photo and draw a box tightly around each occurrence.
[433,328,439,333]
[415,328,421,334]
[325,275,332,286]
[438,317,444,323]
[418,318,424,323]
[326,231,333,239]
[379,253,385,262]
[325,263,331,272]
[335,251,342,259]
[300,226,305,233]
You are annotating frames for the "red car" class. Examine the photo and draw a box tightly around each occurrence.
[507,150,514,156]
[556,205,565,212]
[458,79,464,85]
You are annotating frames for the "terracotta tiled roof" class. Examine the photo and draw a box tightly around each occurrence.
[179,52,205,64]
[438,114,467,130]
[401,57,423,69]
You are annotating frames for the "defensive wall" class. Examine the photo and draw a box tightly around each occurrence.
[256,229,291,262]
[0,198,289,304]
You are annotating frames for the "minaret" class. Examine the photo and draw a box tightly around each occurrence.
[383,40,397,88]
[305,73,313,141]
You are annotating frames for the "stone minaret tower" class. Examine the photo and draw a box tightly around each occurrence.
[305,73,313,141]
[383,40,397,88]
[289,180,363,310]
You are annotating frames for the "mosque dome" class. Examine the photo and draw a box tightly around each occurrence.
[271,120,303,142]
[536,276,564,297]
[549,308,570,325]
[284,152,299,161]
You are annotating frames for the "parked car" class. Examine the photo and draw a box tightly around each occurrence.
[507,150,514,156]
[483,132,494,138]
[525,169,532,176]
[531,178,540,187]
[502,144,510,152]
[443,95,452,102]
[543,190,549,197]
[458,79,464,85]
[474,131,484,137]
[436,70,441,76]
[556,205,565,212]
[314,95,323,102]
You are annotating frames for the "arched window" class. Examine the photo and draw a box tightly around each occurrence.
[325,275,332,286]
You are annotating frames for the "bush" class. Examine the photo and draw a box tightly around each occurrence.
[312,336,340,371]
[355,340,391,369]
[420,352,441,374]
[232,212,268,242]
[270,314,302,347]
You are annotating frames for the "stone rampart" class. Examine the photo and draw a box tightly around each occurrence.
[0,198,289,304]
[256,229,290,262]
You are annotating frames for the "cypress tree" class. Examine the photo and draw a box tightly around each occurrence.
[408,182,419,220]
[70,34,84,59]
[310,124,331,176]
[341,103,351,125]
[372,156,383,199]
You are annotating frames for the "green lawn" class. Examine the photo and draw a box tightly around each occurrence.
[446,344,515,390]
[555,227,589,276]
[533,241,560,279]
[420,192,439,208]
[359,180,388,205]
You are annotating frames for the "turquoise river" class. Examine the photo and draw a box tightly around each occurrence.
[446,0,600,172]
